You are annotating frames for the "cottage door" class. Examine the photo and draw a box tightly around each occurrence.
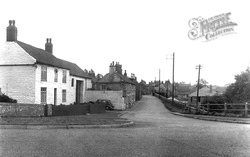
[76,80,83,104]
[54,88,57,105]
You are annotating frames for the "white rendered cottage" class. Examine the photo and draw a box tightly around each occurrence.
[0,20,92,105]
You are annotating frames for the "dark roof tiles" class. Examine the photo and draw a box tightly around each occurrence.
[17,41,90,79]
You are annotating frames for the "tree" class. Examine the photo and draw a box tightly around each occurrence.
[224,67,250,103]
[196,78,208,89]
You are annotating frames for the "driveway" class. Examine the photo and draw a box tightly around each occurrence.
[1,95,250,157]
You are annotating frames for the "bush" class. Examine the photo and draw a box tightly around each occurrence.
[202,95,226,104]
[0,94,17,103]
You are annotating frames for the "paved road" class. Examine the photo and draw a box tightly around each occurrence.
[1,95,250,157]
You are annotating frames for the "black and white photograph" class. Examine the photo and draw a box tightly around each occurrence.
[0,0,250,156]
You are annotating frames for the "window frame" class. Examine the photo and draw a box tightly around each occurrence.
[41,87,47,104]
[62,70,67,83]
[54,69,58,82]
[62,89,66,102]
[41,66,47,82]
[101,84,106,90]
[71,78,74,87]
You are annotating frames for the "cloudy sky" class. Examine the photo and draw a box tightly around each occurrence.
[0,0,249,86]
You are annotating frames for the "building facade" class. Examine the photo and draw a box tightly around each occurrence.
[95,62,136,109]
[0,20,92,105]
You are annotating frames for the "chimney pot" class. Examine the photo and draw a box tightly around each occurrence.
[45,38,53,54]
[6,20,17,42]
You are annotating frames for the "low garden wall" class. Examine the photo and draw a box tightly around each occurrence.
[50,103,105,116]
[0,102,44,117]
[84,90,126,110]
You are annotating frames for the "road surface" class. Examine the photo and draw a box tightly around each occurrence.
[1,95,250,157]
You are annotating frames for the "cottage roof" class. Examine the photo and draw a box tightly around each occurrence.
[189,86,217,97]
[17,41,91,79]
[98,72,136,85]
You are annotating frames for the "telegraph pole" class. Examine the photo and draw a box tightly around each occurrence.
[167,52,175,106]
[196,64,202,114]
[159,69,161,98]
[172,53,175,106]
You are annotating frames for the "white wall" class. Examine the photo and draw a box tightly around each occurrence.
[84,90,126,110]
[0,66,36,103]
[0,42,36,65]
[0,42,91,105]
[35,65,87,105]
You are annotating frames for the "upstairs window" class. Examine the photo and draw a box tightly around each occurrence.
[41,66,47,81]
[54,69,58,82]
[71,78,74,87]
[62,70,67,83]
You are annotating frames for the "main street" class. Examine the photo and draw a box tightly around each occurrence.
[1,95,250,157]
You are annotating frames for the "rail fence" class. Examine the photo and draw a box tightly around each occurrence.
[153,92,250,117]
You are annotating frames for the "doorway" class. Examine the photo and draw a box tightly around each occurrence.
[54,88,57,105]
[76,80,83,104]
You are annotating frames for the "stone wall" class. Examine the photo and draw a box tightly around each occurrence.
[0,102,44,117]
[84,90,126,110]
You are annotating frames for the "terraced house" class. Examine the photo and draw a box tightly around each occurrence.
[0,20,92,105]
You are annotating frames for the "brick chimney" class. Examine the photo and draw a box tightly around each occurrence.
[115,62,122,74]
[124,70,127,76]
[88,69,95,78]
[45,38,53,54]
[6,20,17,42]
[109,61,116,74]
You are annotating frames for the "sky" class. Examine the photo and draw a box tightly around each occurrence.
[0,0,249,87]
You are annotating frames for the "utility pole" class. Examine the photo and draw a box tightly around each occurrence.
[159,69,161,98]
[167,52,175,106]
[172,53,175,106]
[196,64,202,114]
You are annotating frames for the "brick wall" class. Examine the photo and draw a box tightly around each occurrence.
[0,102,44,117]
[84,90,126,110]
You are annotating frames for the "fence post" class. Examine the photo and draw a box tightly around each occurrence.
[207,103,210,113]
[245,102,248,116]
[224,103,227,116]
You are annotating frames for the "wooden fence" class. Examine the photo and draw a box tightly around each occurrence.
[183,103,249,116]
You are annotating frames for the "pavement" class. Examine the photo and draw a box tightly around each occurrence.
[172,112,250,124]
[0,100,249,130]
[0,111,134,129]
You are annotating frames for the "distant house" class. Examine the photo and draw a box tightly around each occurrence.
[175,83,191,100]
[140,80,150,95]
[95,62,136,109]
[189,85,218,104]
[129,74,142,101]
[0,20,92,105]
[88,69,103,90]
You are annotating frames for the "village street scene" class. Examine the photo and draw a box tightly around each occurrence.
[1,1,250,157]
